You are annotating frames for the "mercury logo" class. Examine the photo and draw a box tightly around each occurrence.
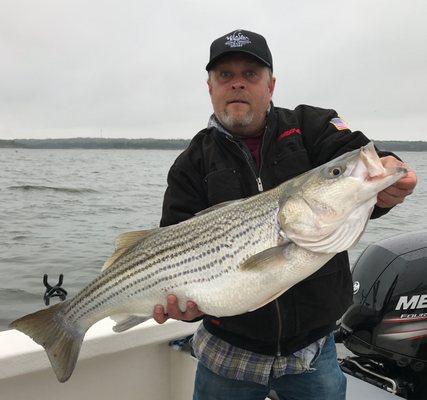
[225,30,251,48]
[395,294,427,310]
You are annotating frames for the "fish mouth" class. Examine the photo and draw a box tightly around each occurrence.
[347,142,405,182]
[348,142,384,182]
[361,143,386,177]
[354,142,407,189]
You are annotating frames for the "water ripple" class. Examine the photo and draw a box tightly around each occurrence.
[7,185,98,194]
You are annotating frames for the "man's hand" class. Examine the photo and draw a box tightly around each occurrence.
[377,156,417,208]
[153,294,204,324]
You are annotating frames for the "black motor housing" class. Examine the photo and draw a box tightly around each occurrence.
[342,231,427,371]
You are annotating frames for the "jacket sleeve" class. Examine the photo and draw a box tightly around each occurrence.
[295,105,400,219]
[160,154,208,228]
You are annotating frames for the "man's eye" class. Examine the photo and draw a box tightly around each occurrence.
[245,71,257,78]
[219,71,232,79]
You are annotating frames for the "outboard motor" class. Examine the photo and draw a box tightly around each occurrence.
[339,231,427,399]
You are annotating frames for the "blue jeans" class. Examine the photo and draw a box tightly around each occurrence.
[192,334,346,400]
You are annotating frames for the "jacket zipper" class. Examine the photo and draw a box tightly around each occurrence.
[256,129,283,356]
[275,299,283,356]
[257,130,267,191]
[226,130,266,193]
[227,129,285,355]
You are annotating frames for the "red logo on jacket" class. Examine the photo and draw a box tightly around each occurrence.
[277,128,301,141]
[210,318,221,327]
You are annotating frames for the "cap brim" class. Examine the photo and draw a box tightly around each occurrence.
[206,49,272,71]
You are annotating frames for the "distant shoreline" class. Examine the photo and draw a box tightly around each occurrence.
[0,138,189,150]
[1,138,426,151]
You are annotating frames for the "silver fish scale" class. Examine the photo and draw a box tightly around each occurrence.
[66,187,282,325]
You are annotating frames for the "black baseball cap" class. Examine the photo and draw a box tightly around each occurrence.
[206,29,273,71]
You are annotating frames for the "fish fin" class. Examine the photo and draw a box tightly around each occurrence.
[195,198,246,217]
[111,314,150,333]
[102,248,129,271]
[102,229,157,271]
[9,300,86,383]
[247,289,288,312]
[115,229,156,252]
[240,246,286,271]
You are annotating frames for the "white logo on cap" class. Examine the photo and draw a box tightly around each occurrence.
[225,30,251,48]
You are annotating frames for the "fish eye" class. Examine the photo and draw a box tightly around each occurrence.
[328,166,344,177]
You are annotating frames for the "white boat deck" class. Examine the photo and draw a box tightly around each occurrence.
[0,318,398,400]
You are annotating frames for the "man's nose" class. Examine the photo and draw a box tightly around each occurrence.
[231,78,246,90]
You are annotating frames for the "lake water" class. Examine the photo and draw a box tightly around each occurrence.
[0,149,426,331]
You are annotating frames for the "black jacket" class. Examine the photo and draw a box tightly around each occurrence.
[160,104,392,356]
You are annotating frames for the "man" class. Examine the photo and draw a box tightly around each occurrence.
[153,29,417,399]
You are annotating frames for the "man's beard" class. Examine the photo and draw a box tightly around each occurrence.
[218,110,254,131]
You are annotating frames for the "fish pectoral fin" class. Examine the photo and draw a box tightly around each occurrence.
[102,229,158,271]
[195,198,246,217]
[110,314,150,333]
[239,245,286,271]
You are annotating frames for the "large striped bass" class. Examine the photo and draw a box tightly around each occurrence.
[10,142,406,382]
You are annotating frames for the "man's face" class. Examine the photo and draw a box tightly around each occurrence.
[207,53,276,137]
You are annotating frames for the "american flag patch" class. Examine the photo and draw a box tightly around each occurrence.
[330,117,349,131]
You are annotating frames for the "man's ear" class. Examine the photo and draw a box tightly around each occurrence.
[207,78,213,95]
[268,76,276,96]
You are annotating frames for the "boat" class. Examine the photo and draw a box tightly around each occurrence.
[0,319,399,400]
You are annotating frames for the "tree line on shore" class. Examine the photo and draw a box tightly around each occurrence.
[0,138,189,149]
[0,137,426,151]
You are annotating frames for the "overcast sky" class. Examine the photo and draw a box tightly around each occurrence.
[0,0,426,140]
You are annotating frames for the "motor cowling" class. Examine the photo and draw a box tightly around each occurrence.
[342,230,427,372]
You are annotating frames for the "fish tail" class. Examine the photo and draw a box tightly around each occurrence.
[10,299,86,382]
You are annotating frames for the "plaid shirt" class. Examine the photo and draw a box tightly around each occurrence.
[192,324,327,385]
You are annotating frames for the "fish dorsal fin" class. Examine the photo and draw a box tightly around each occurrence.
[102,248,129,272]
[195,198,246,217]
[102,229,156,271]
[115,229,156,251]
